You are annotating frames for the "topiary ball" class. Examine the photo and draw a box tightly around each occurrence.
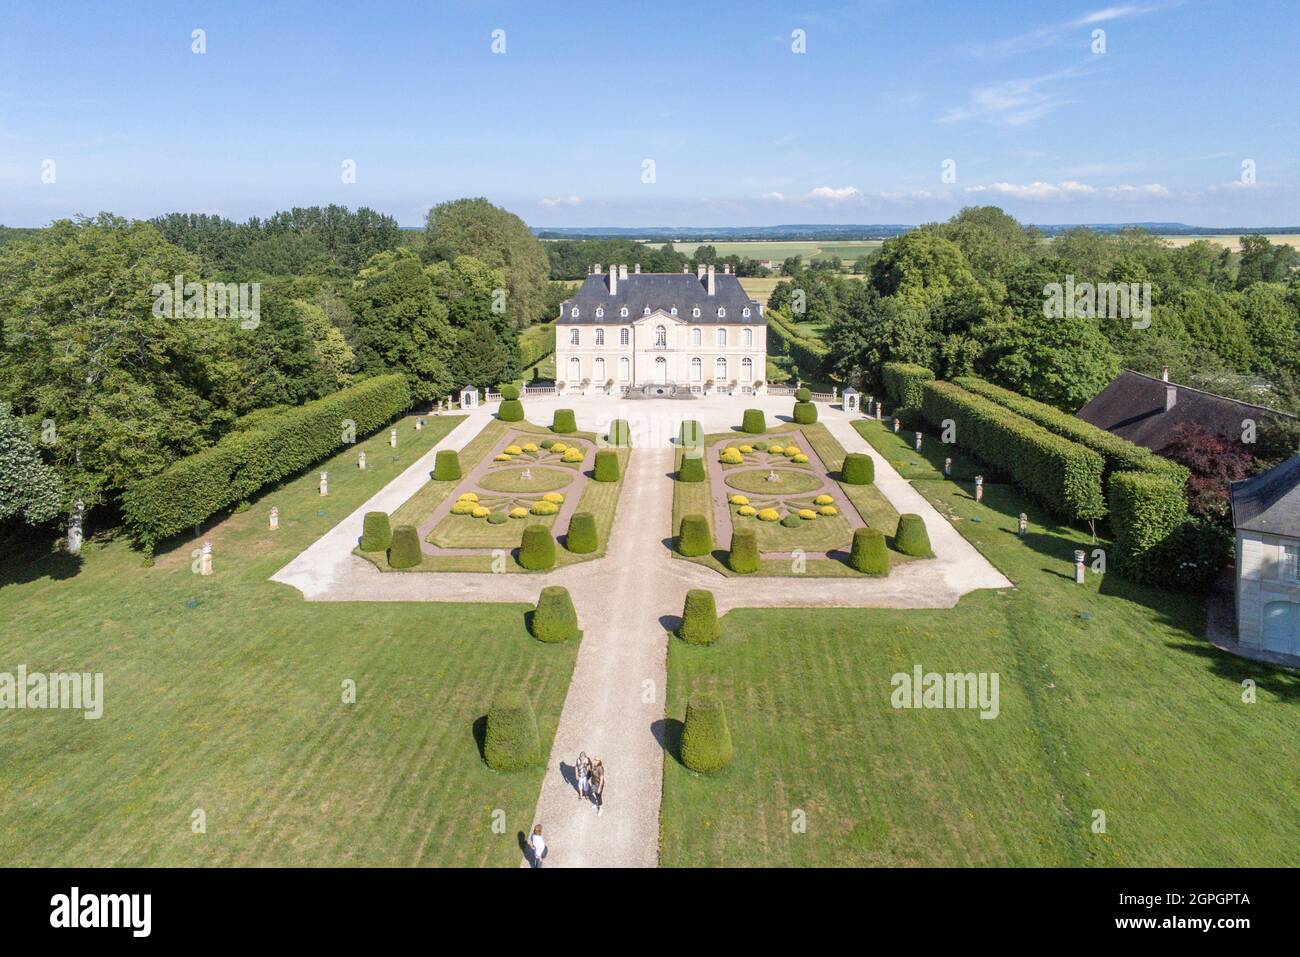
[793,401,817,425]
[841,452,874,485]
[781,512,802,528]
[607,419,632,447]
[894,513,934,557]
[387,525,422,569]
[679,589,719,644]
[677,513,712,557]
[484,691,540,771]
[360,511,392,551]
[680,695,732,773]
[487,511,508,525]
[529,586,581,642]
[593,449,620,482]
[679,451,706,483]
[848,526,889,576]
[499,384,520,400]
[741,409,766,434]
[540,438,555,450]
[795,386,812,402]
[551,408,577,434]
[519,524,556,570]
[433,449,462,481]
[565,511,598,553]
[729,527,759,574]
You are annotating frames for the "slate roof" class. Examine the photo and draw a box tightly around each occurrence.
[1231,454,1300,537]
[558,272,762,324]
[1075,369,1296,452]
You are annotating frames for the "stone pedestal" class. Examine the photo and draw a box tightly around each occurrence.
[914,431,923,451]
[893,418,900,433]
[944,457,952,476]
[358,451,366,469]
[1018,513,1027,537]
[199,542,213,576]
[269,507,279,530]
[974,476,984,503]
[319,471,328,496]
[1074,550,1086,584]
[389,429,397,448]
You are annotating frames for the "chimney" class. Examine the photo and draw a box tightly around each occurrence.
[634,263,641,274]
[594,264,601,275]
[619,264,628,281]
[697,264,707,279]
[682,266,689,273]
[706,265,716,296]
[609,265,618,297]
[1161,366,1169,382]
[1165,384,1177,412]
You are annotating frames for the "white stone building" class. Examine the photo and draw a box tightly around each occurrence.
[1230,453,1300,656]
[555,263,766,396]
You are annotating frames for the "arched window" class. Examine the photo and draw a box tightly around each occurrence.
[691,357,702,381]
[595,307,604,318]
[691,328,702,346]
[715,357,728,381]
[595,328,605,346]
[654,355,667,384]
[568,356,581,382]
[741,357,753,381]
[691,307,701,318]
[620,328,629,346]
[716,328,727,347]
[655,325,666,348]
[742,327,752,347]
[670,306,678,315]
[742,307,751,318]
[643,306,651,315]
[593,357,606,382]
[718,307,726,318]
[570,328,580,346]
[618,356,630,380]
[570,307,579,318]
[620,306,629,318]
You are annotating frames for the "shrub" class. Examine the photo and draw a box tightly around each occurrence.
[793,401,818,425]
[499,384,520,400]
[607,419,632,447]
[551,408,577,434]
[757,508,780,521]
[741,409,766,434]
[737,505,757,517]
[530,586,581,642]
[719,448,744,465]
[450,500,476,515]
[679,451,706,483]
[920,381,1106,523]
[679,589,720,644]
[551,442,568,453]
[359,511,392,551]
[487,511,507,525]
[483,692,540,771]
[783,445,801,457]
[498,395,524,422]
[530,500,559,515]
[1109,471,1188,585]
[781,512,802,528]
[509,506,528,519]
[542,492,564,503]
[795,386,812,402]
[680,696,732,773]
[679,419,704,449]
[814,494,834,506]
[842,452,875,485]
[519,524,556,570]
[458,491,478,502]
[818,505,838,516]
[894,513,933,557]
[388,525,422,569]
[768,445,784,455]
[562,447,584,463]
[738,445,753,454]
[433,449,462,481]
[504,445,523,455]
[753,440,770,451]
[729,494,749,506]
[471,505,490,518]
[593,449,620,482]
[848,527,889,575]
[521,442,538,453]
[121,374,411,549]
[798,508,817,520]
[882,361,934,410]
[566,512,598,553]
[677,513,712,557]
[540,439,555,450]
[729,527,759,574]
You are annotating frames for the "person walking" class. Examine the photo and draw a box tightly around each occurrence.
[529,824,547,868]
[576,751,592,803]
[590,758,605,816]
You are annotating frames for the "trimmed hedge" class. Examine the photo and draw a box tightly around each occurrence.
[530,586,581,642]
[122,374,411,548]
[679,451,706,483]
[519,524,556,570]
[793,401,818,425]
[849,527,889,575]
[388,525,422,569]
[679,419,703,448]
[551,408,577,434]
[680,696,733,773]
[484,692,540,771]
[882,362,934,410]
[679,589,719,645]
[954,376,1189,488]
[593,449,620,482]
[433,449,462,481]
[1109,471,1188,585]
[841,452,875,485]
[677,513,712,557]
[728,527,760,574]
[766,307,830,380]
[920,381,1106,523]
[795,386,812,402]
[741,409,766,434]
[894,513,933,557]
[607,419,632,447]
[498,398,524,422]
[359,511,392,551]
[565,511,598,553]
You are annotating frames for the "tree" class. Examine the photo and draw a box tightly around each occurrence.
[1161,422,1255,522]
[426,255,520,382]
[1239,282,1298,377]
[870,229,982,312]
[0,403,63,526]
[985,310,1119,411]
[1237,235,1299,289]
[423,198,550,327]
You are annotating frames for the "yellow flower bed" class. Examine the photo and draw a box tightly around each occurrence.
[798,509,817,520]
[767,445,784,455]
[737,505,757,517]
[738,445,753,454]
[792,454,809,464]
[784,446,801,457]
[729,494,749,506]
[450,500,476,515]
[458,492,479,502]
[818,505,838,516]
[814,494,834,506]
[509,507,529,519]
[562,448,584,463]
[551,442,568,454]
[542,492,565,504]
[504,445,523,456]
[471,505,491,518]
[521,442,539,453]
[757,508,781,522]
[494,453,511,462]
[531,500,560,515]
[719,450,744,465]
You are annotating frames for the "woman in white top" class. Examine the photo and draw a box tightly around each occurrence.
[529,824,547,868]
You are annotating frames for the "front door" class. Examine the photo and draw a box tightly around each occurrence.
[655,356,667,384]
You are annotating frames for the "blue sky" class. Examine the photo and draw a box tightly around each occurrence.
[1,0,1297,228]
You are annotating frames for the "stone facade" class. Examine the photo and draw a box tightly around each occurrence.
[1235,529,1300,654]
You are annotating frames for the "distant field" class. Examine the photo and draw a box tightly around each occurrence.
[1155,233,1300,250]
[660,240,884,262]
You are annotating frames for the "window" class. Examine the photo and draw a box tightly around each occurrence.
[643,306,651,315]
[620,328,629,346]
[655,325,666,348]
[568,356,581,382]
[595,307,604,318]
[742,307,751,318]
[618,356,630,380]
[718,307,726,318]
[595,328,605,346]
[569,328,580,346]
[741,357,753,381]
[692,307,701,318]
[691,328,702,346]
[570,307,579,318]
[742,327,753,347]
[716,328,727,347]
[620,306,629,318]
[691,357,702,381]
[593,357,605,382]
[1285,544,1300,582]
[670,306,678,316]
[715,357,728,381]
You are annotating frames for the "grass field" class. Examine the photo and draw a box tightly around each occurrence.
[1155,233,1300,250]
[663,240,884,261]
[0,414,578,866]
[659,419,1300,867]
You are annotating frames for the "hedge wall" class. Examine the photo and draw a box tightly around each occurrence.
[882,362,934,410]
[1108,471,1189,585]
[767,308,830,379]
[122,374,411,548]
[954,376,1189,488]
[920,381,1106,523]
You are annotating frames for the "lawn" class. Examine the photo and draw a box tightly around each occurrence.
[660,421,1300,867]
[0,414,578,866]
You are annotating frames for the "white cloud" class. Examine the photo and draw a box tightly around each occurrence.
[963,3,1175,58]
[963,180,1170,200]
[808,185,861,202]
[939,67,1087,127]
[539,195,582,207]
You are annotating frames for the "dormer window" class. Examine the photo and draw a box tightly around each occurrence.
[570,307,579,318]
[619,306,629,318]
[670,306,678,316]
[595,306,604,318]
[742,307,751,318]
[718,307,726,318]
[692,307,701,318]
[643,306,651,315]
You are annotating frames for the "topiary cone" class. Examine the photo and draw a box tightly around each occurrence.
[529,585,581,642]
[484,691,540,771]
[678,451,706,483]
[741,409,766,434]
[551,408,577,434]
[728,527,760,574]
[593,448,620,482]
[433,449,462,481]
[680,419,703,449]
[680,695,732,773]
[894,513,933,557]
[607,419,632,447]
[792,401,817,425]
[388,524,423,569]
[679,589,719,644]
[360,511,393,551]
[848,526,889,576]
[677,513,712,557]
[565,511,597,554]
[841,452,874,485]
[519,524,556,570]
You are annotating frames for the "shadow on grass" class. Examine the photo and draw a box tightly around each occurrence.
[0,544,84,588]
[1164,640,1300,700]
[471,714,488,762]
[651,717,686,766]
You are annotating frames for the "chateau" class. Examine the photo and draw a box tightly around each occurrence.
[555,264,766,396]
